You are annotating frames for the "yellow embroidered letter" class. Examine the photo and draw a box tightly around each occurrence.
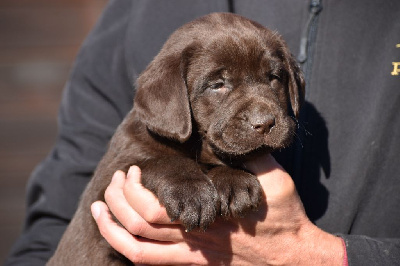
[392,62,400,76]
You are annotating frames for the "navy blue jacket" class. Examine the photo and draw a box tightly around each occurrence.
[6,0,400,265]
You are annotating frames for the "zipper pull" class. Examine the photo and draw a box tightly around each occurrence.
[297,0,323,63]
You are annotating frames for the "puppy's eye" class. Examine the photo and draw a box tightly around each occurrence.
[269,73,282,82]
[208,81,225,91]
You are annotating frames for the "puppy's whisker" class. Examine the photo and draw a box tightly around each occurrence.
[293,131,304,149]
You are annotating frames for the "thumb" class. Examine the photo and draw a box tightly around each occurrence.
[244,154,296,199]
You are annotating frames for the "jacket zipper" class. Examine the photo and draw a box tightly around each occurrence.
[293,0,323,185]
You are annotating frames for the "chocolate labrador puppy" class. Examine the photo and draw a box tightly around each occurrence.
[48,13,305,265]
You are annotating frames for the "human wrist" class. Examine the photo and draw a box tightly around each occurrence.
[294,222,344,265]
[255,221,344,265]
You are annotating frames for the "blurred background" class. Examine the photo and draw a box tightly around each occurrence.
[0,0,107,263]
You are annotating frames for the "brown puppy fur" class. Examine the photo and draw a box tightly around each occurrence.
[48,13,305,265]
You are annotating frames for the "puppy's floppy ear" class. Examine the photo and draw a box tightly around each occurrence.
[134,47,193,143]
[286,54,305,118]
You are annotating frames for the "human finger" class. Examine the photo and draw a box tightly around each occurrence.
[123,166,177,225]
[104,168,183,242]
[91,201,206,265]
[244,154,297,200]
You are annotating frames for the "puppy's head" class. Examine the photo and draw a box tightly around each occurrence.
[135,13,305,156]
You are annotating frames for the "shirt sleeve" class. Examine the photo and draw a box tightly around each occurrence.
[5,0,134,264]
[340,234,400,266]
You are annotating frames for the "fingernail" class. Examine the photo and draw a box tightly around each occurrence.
[127,165,140,179]
[112,170,123,183]
[91,203,101,220]
[127,166,135,177]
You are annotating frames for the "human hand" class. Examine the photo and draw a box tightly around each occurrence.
[91,155,344,265]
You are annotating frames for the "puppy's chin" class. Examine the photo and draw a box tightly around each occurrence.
[207,116,296,160]
[208,142,272,165]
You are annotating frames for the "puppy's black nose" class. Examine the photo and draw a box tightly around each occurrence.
[251,115,275,134]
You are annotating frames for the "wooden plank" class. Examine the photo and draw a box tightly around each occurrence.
[0,7,102,48]
[0,0,107,8]
[0,62,69,99]
[0,46,81,64]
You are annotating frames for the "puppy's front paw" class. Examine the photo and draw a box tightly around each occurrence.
[158,176,219,231]
[208,167,262,218]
